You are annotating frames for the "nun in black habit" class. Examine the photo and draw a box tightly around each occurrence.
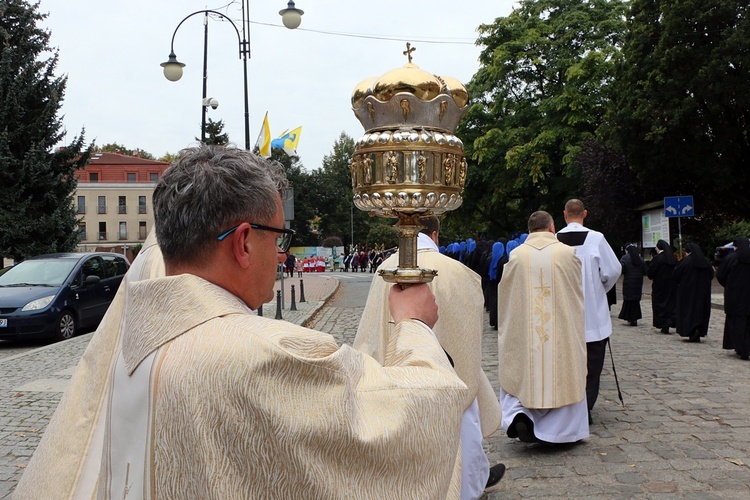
[717,236,750,360]
[673,243,714,342]
[618,244,646,326]
[647,240,677,333]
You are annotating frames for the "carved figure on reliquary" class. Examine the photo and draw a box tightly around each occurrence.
[417,153,427,183]
[458,157,467,188]
[386,151,399,184]
[362,155,373,185]
[350,156,359,188]
[443,154,455,186]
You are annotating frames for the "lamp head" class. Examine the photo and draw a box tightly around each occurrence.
[160,52,186,82]
[279,0,304,29]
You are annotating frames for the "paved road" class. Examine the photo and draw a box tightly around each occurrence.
[3,271,750,498]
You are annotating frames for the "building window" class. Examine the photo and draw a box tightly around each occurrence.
[98,221,107,241]
[127,172,136,183]
[119,222,127,240]
[150,173,158,182]
[138,195,147,214]
[77,196,85,214]
[90,172,99,182]
[118,196,127,214]
[139,221,147,240]
[78,222,87,240]
[97,196,106,214]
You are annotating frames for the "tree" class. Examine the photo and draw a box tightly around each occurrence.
[366,222,399,250]
[93,143,155,160]
[0,0,90,261]
[457,0,627,237]
[315,132,371,250]
[197,118,229,146]
[576,140,644,250]
[610,0,750,242]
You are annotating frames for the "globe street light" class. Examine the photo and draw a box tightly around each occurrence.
[161,1,304,149]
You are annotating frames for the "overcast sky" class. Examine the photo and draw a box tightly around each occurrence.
[39,0,517,169]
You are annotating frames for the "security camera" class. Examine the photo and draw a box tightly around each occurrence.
[202,97,219,110]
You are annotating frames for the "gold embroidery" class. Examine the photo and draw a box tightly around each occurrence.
[533,267,551,344]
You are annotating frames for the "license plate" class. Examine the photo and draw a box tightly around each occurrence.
[0,319,6,327]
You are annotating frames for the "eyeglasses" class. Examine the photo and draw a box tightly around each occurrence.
[217,222,295,252]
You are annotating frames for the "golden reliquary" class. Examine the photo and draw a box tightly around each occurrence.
[349,43,469,284]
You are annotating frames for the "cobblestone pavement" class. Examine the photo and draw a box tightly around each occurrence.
[0,273,339,499]
[3,273,750,498]
[309,293,750,499]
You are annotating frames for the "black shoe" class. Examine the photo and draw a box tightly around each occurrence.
[485,463,506,492]
[661,326,670,334]
[514,414,537,443]
[688,330,701,342]
[629,321,637,326]
[740,353,749,360]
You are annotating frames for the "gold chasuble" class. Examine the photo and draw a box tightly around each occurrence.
[356,249,501,437]
[16,233,467,499]
[15,230,164,499]
[497,231,586,409]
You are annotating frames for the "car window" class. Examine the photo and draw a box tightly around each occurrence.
[0,259,77,287]
[81,257,105,280]
[102,254,129,277]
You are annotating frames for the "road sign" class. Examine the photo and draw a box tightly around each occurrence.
[664,196,694,218]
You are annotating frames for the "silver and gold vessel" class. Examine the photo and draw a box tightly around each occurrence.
[350,43,469,284]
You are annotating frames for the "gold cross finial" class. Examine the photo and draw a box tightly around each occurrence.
[403,42,416,64]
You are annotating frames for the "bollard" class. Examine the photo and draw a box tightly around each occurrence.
[275,290,283,319]
[257,304,263,317]
[299,279,306,303]
[290,285,297,311]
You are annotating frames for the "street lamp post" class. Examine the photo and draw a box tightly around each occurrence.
[161,1,304,149]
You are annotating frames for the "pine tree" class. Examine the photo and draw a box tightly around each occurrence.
[0,0,90,261]
[196,118,229,145]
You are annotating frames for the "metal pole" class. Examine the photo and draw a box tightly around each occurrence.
[275,290,283,319]
[677,217,683,258]
[201,13,209,143]
[350,203,354,251]
[290,285,297,310]
[299,279,306,303]
[241,0,251,149]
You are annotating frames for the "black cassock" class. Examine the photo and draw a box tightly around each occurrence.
[647,243,677,330]
[717,237,750,357]
[672,243,714,339]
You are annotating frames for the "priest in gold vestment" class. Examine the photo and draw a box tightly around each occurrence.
[14,146,467,500]
[497,211,589,444]
[355,216,504,499]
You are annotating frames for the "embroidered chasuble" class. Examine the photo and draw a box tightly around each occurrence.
[16,232,467,499]
[15,230,164,499]
[356,247,501,437]
[497,231,586,409]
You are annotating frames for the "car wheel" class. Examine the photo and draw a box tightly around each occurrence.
[56,310,77,341]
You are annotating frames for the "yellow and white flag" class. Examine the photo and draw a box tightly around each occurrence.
[254,112,272,158]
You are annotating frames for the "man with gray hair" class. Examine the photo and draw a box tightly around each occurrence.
[16,145,468,499]
[497,211,589,444]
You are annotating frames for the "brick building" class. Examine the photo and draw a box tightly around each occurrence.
[74,152,170,255]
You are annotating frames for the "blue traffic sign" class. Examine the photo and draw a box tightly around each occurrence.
[664,196,695,218]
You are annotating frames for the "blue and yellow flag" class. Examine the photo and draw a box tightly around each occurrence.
[271,126,302,157]
[255,112,272,158]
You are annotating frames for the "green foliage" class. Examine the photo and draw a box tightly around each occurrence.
[198,118,229,146]
[321,236,343,248]
[94,143,155,160]
[157,152,180,164]
[0,0,90,261]
[366,222,399,249]
[575,140,644,251]
[712,221,750,246]
[457,0,627,236]
[611,0,750,229]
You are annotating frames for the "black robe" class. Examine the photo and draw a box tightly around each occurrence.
[672,244,714,338]
[717,237,750,356]
[618,251,645,322]
[647,248,677,329]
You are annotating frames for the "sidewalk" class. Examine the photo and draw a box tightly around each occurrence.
[0,273,339,499]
